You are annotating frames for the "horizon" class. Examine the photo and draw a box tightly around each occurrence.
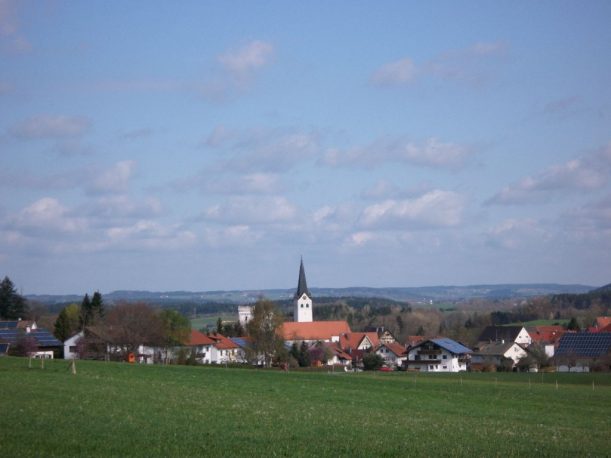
[2,2,611,295]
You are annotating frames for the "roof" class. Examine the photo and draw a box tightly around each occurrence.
[208,332,239,350]
[339,332,380,350]
[0,328,62,348]
[318,341,352,360]
[474,341,520,356]
[187,329,215,346]
[406,335,425,347]
[478,326,527,343]
[0,321,19,329]
[294,258,311,299]
[595,317,611,329]
[280,321,351,341]
[379,341,407,357]
[555,332,611,358]
[230,337,252,349]
[410,338,471,355]
[527,326,566,344]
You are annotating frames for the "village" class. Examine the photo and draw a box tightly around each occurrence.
[2,260,610,374]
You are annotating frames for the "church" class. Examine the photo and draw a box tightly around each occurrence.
[280,259,352,344]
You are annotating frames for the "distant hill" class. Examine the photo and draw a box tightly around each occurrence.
[26,283,594,306]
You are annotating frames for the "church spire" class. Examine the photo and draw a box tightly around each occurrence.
[294,257,311,299]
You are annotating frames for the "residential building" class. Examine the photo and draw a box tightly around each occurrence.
[554,332,611,372]
[405,338,471,372]
[471,341,527,370]
[478,326,532,346]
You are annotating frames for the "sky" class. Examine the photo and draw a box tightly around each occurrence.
[1,1,610,295]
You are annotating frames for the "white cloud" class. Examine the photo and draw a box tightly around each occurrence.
[360,189,465,229]
[105,220,196,250]
[88,160,137,194]
[485,218,548,250]
[10,197,87,235]
[370,58,417,86]
[488,143,611,205]
[219,40,274,77]
[322,137,471,169]
[0,0,31,53]
[204,196,298,225]
[370,41,507,88]
[84,195,162,222]
[11,115,91,139]
[202,224,262,247]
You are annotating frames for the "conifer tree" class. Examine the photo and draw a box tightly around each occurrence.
[0,276,28,320]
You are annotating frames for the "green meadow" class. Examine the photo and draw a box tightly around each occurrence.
[1,357,609,457]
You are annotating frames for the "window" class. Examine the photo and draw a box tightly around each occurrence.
[429,365,434,370]
[442,365,447,369]
[301,304,304,308]
[442,355,447,360]
[69,346,77,352]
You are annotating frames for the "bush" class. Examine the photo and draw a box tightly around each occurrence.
[362,353,384,371]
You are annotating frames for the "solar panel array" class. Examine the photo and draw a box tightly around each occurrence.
[0,329,62,347]
[431,338,472,354]
[0,321,19,329]
[0,343,9,354]
[555,332,611,358]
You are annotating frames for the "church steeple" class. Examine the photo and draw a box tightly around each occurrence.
[294,257,311,299]
[293,257,313,322]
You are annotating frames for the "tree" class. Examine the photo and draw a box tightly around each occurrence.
[0,276,28,320]
[79,294,92,330]
[216,317,223,334]
[159,309,191,363]
[298,341,311,367]
[104,302,164,361]
[362,352,384,371]
[54,303,81,341]
[567,317,580,331]
[245,299,284,368]
[90,291,105,322]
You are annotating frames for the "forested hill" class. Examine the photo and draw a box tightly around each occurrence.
[27,283,594,306]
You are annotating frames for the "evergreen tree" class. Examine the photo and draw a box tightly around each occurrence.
[0,276,28,320]
[54,303,81,341]
[90,291,104,321]
[216,317,223,334]
[79,294,92,330]
[298,341,311,367]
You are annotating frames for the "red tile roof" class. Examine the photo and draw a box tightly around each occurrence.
[596,317,611,329]
[527,326,566,344]
[280,321,351,341]
[187,329,215,346]
[380,341,407,357]
[339,332,380,351]
[208,332,239,350]
[406,335,425,347]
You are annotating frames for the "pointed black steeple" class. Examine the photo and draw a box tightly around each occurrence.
[294,257,311,299]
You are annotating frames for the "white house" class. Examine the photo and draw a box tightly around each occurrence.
[405,338,471,372]
[63,331,83,359]
[471,342,527,369]
[375,342,407,368]
[478,326,532,346]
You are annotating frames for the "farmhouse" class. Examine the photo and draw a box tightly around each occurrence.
[471,341,527,370]
[404,338,471,372]
[375,342,407,368]
[478,325,532,346]
[527,325,567,357]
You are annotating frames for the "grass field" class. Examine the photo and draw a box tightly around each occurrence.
[190,314,235,331]
[1,357,609,457]
[505,319,570,327]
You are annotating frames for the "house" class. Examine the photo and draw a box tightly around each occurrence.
[63,331,84,359]
[339,332,380,352]
[405,335,425,348]
[554,332,611,372]
[404,338,471,372]
[527,325,567,357]
[471,342,527,370]
[281,321,352,344]
[0,320,62,358]
[587,317,611,333]
[478,326,532,346]
[187,330,244,364]
[375,342,407,368]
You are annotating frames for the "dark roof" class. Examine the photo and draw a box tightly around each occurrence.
[432,338,472,355]
[474,341,518,356]
[478,326,525,343]
[0,329,62,348]
[0,321,19,329]
[555,332,611,358]
[294,258,311,299]
[411,338,472,355]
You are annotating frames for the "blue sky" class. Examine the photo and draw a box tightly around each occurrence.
[1,1,610,294]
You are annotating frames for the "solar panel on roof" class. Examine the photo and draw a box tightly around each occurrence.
[432,338,472,354]
[0,321,19,329]
[556,333,611,358]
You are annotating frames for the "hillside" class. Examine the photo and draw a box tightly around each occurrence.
[26,283,594,306]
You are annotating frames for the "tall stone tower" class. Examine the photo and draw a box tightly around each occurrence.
[293,258,313,322]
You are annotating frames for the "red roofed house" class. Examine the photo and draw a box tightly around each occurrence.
[187,329,244,364]
[339,332,380,352]
[375,341,407,368]
[588,317,611,333]
[280,321,351,345]
[527,325,567,357]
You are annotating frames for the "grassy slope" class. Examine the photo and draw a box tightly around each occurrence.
[1,358,609,457]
